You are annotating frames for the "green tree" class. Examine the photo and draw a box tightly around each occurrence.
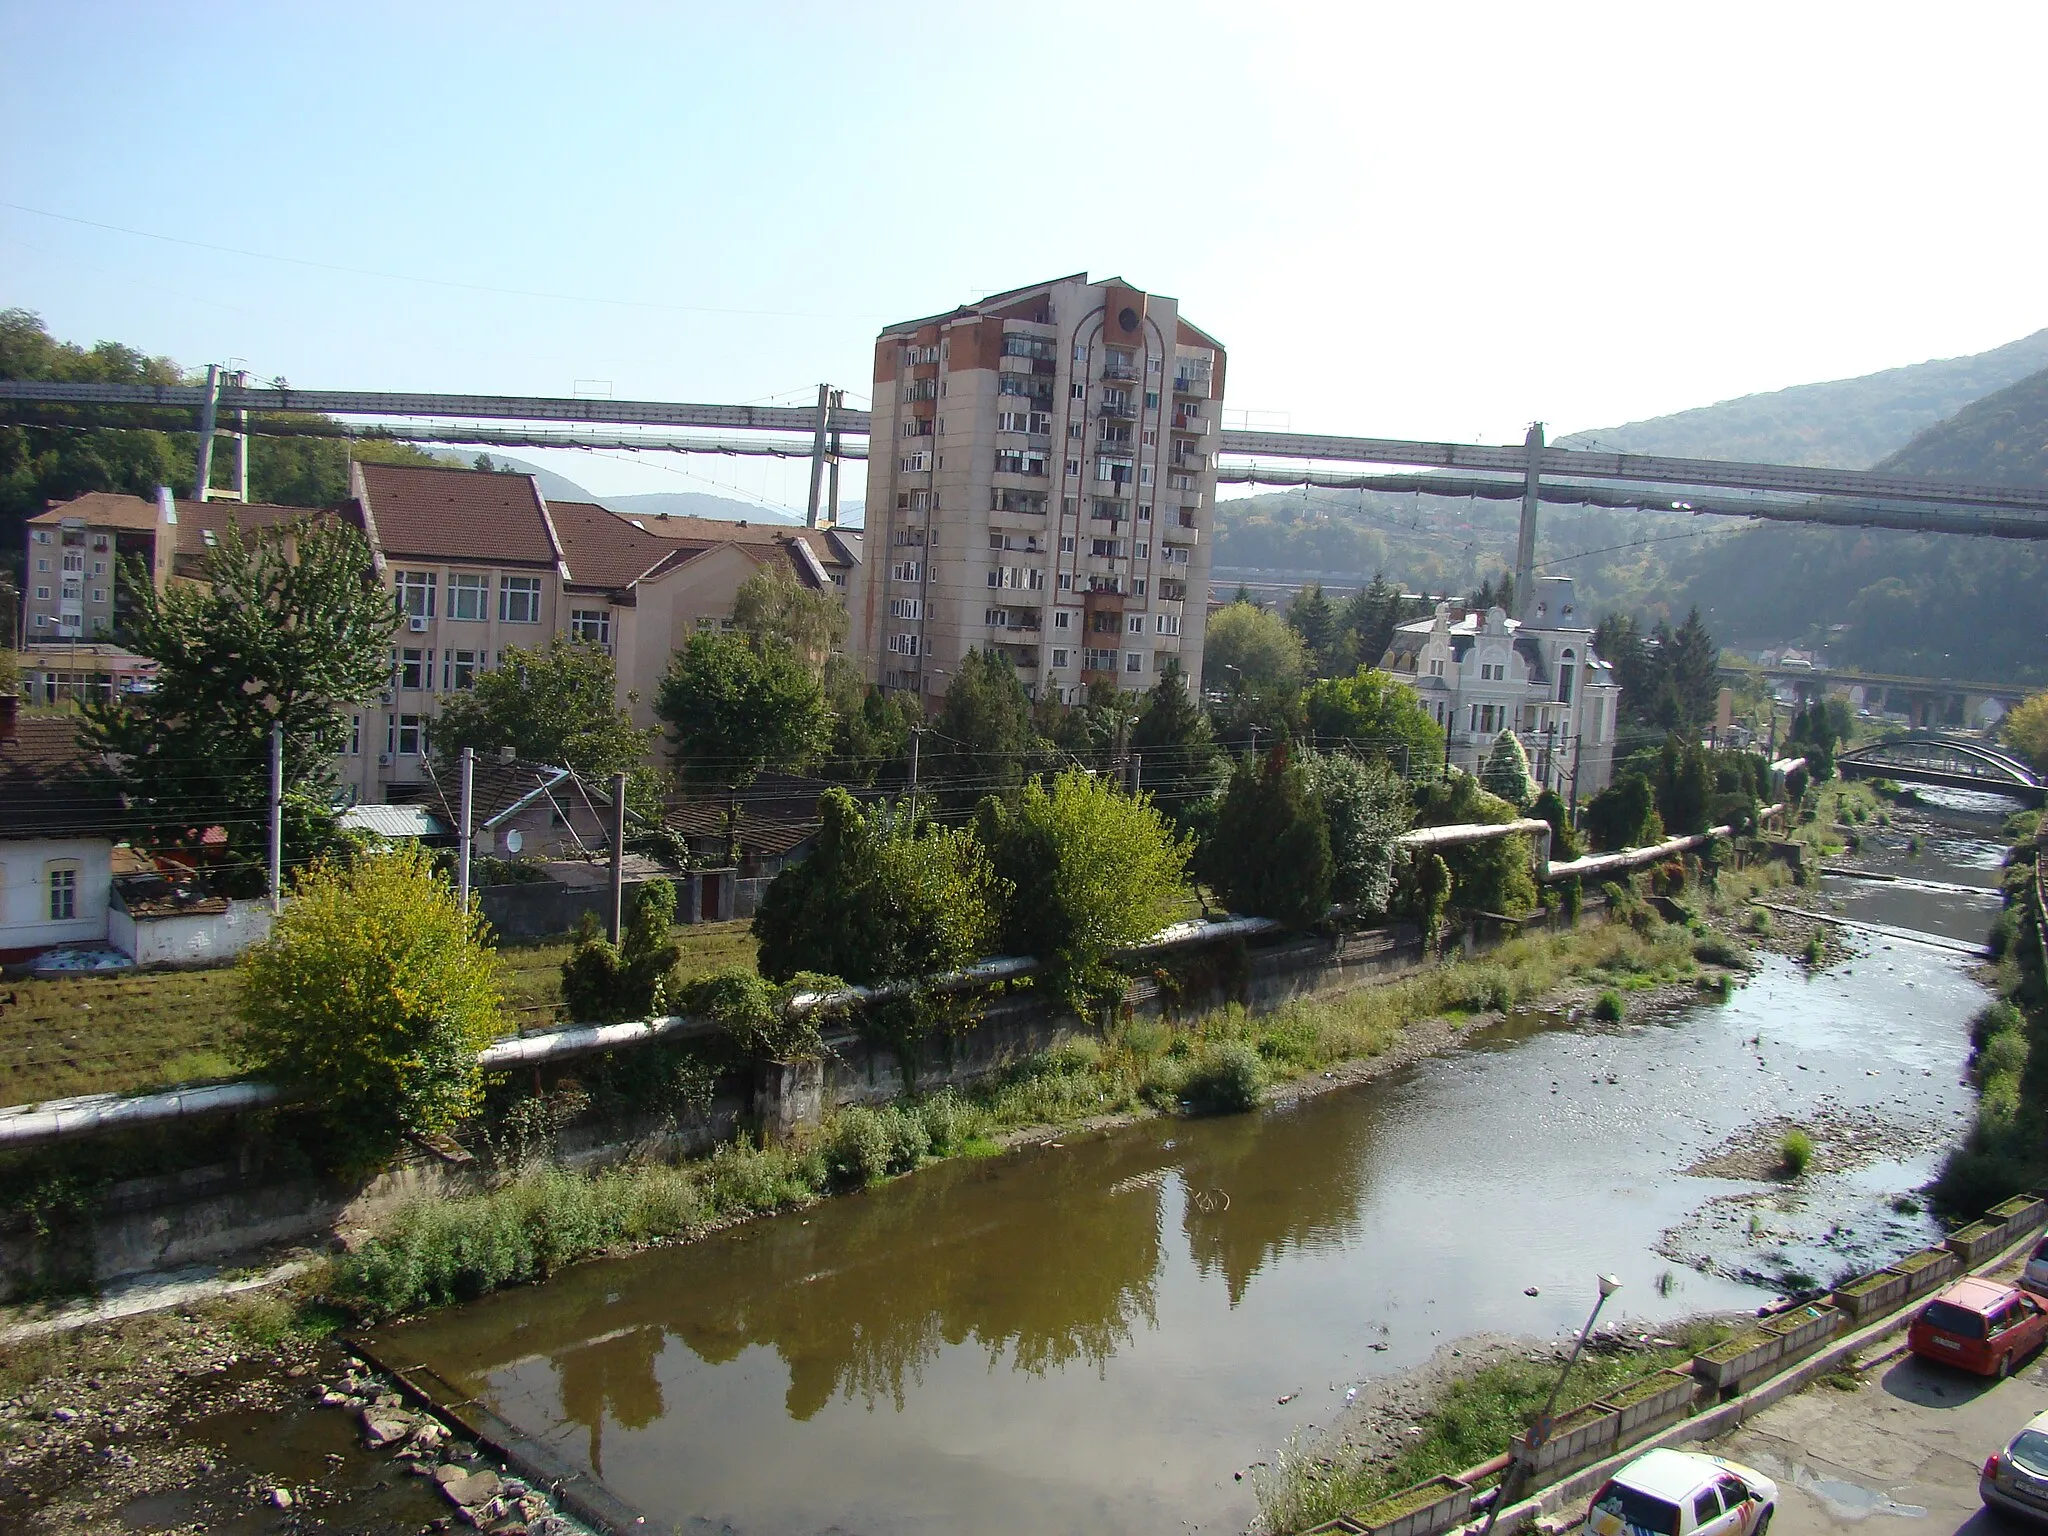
[559,879,685,1022]
[1531,787,1580,861]
[1411,771,1538,916]
[433,634,653,781]
[1480,728,1536,807]
[1202,745,1333,928]
[1334,573,1408,674]
[1298,748,1410,916]
[1204,599,1308,697]
[731,565,849,672]
[1130,667,1226,835]
[1582,772,1662,852]
[654,631,832,785]
[753,787,1002,984]
[976,769,1192,1003]
[1665,609,1720,731]
[1302,666,1445,772]
[823,654,918,785]
[1651,737,1714,835]
[234,845,502,1171]
[926,647,1043,806]
[80,515,397,887]
[2004,692,2048,772]
[1286,582,1337,675]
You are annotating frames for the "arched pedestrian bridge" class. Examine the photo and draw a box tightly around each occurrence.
[1837,733,2044,805]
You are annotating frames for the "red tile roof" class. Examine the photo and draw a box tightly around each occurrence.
[615,513,857,573]
[355,461,560,567]
[35,492,316,555]
[548,501,697,592]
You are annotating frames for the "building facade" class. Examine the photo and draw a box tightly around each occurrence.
[852,273,1225,703]
[1378,577,1621,799]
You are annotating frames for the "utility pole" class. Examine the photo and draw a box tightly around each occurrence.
[608,771,628,944]
[266,722,283,914]
[1512,421,1544,620]
[805,383,833,529]
[457,746,475,911]
[1129,749,1142,797]
[907,726,925,821]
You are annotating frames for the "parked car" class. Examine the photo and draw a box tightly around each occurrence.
[1588,1448,1778,1536]
[2020,1237,2048,1297]
[1982,1409,2048,1522]
[1909,1277,2048,1377]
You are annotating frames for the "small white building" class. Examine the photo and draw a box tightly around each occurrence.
[1377,576,1621,799]
[0,703,120,961]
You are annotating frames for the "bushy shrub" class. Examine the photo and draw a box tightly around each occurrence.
[1592,990,1625,1022]
[821,1103,935,1188]
[1299,748,1411,916]
[1779,1129,1814,1177]
[559,879,683,1022]
[235,845,502,1172]
[676,966,836,1062]
[1692,933,1748,968]
[1181,1040,1265,1113]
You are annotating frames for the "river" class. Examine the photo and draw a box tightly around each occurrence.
[383,790,2017,1535]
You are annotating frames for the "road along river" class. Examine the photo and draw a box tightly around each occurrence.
[382,794,2014,1534]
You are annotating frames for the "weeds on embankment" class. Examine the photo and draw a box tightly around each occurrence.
[1255,1321,1732,1535]
[328,917,1705,1321]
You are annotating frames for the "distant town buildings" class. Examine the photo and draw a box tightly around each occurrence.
[852,273,1224,702]
[1377,576,1620,798]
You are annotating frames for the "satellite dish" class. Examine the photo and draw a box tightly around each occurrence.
[504,829,523,854]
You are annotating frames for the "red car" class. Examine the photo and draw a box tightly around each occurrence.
[1908,1278,2048,1378]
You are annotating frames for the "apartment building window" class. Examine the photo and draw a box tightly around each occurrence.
[1068,422,1083,441]
[395,570,436,619]
[1064,458,1081,479]
[985,566,1045,591]
[886,633,924,656]
[346,714,361,755]
[1096,456,1133,486]
[32,529,47,544]
[1051,648,1069,669]
[1145,391,1160,410]
[1134,542,1149,560]
[888,597,924,620]
[1142,430,1158,447]
[92,534,108,551]
[92,560,106,575]
[1091,611,1121,635]
[91,588,105,604]
[1071,382,1086,400]
[1091,538,1124,558]
[902,418,934,437]
[1125,651,1146,674]
[1139,465,1154,486]
[890,560,922,583]
[1126,615,1145,635]
[445,649,482,691]
[993,449,1045,476]
[1053,609,1074,630]
[1072,341,1089,364]
[1558,650,1576,704]
[448,573,487,621]
[1156,613,1182,636]
[1479,661,1505,681]
[900,451,932,473]
[398,648,430,691]
[1161,544,1189,566]
[47,864,78,922]
[1058,573,1073,590]
[500,576,542,623]
[34,586,49,601]
[570,609,612,647]
[997,412,1033,433]
[1059,535,1076,554]
[1132,577,1147,597]
[62,552,84,573]
[35,558,49,573]
[1429,658,1445,677]
[1083,648,1118,671]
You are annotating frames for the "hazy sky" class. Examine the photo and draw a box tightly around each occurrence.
[5,1,2044,511]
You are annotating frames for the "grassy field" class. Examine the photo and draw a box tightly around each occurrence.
[0,921,757,1107]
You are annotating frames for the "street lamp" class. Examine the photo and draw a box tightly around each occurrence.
[1477,1275,1621,1536]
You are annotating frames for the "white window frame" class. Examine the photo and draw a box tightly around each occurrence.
[499,575,542,623]
[447,573,488,621]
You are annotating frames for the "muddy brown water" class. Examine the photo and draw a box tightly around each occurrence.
[372,792,2015,1536]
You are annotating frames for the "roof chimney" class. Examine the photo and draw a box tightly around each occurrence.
[156,484,177,525]
[497,745,516,764]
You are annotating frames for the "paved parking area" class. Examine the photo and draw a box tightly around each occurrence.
[1709,1348,2048,1536]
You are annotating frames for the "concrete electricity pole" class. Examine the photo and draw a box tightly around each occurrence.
[457,746,475,911]
[608,771,628,944]
[266,722,283,914]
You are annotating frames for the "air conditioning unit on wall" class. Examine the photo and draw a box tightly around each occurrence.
[408,615,429,632]
[377,752,393,766]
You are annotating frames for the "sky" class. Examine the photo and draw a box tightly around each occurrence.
[5,0,2046,513]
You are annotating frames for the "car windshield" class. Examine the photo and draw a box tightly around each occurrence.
[2009,1431,2048,1477]
[1593,1482,1683,1536]
[1921,1300,1989,1338]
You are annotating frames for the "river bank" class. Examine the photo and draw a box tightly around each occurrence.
[0,877,1774,1531]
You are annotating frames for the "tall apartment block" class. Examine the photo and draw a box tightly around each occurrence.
[856,274,1225,702]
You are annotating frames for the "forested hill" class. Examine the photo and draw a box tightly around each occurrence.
[1555,328,2048,468]
[1874,366,2048,489]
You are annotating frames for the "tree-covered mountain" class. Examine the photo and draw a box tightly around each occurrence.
[1555,328,2048,467]
[1874,365,2048,488]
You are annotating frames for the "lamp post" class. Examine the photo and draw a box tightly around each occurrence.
[1477,1274,1620,1536]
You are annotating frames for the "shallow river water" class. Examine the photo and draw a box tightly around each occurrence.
[384,792,2016,1535]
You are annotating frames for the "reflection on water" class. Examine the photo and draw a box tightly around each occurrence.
[386,802,2013,1535]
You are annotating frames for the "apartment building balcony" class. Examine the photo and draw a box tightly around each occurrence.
[986,609,1043,633]
[1097,396,1138,421]
[999,647,1040,670]
[1082,584,1125,608]
[1159,578,1189,602]
[1169,451,1208,473]
[1174,508,1201,533]
[1172,373,1211,398]
[1171,411,1207,433]
[991,491,1048,516]
[1100,361,1139,383]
